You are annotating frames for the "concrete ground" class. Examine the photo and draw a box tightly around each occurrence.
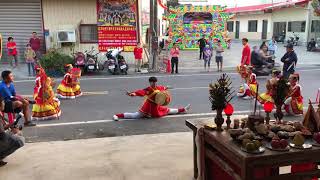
[1,132,194,180]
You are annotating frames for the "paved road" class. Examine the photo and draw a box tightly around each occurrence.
[12,66,320,142]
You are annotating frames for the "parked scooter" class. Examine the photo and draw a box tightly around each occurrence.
[74,52,86,70]
[287,32,300,46]
[104,49,128,75]
[275,34,285,44]
[117,53,129,75]
[84,48,103,73]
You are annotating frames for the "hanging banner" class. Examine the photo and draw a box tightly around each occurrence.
[97,0,138,52]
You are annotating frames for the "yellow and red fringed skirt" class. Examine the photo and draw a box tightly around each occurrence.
[258,92,273,105]
[32,98,61,121]
[57,83,82,99]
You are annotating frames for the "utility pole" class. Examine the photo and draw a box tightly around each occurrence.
[149,0,158,71]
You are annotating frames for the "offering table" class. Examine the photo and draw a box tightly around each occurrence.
[186,118,320,180]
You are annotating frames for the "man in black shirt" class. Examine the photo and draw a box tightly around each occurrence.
[281,43,298,79]
[198,35,206,60]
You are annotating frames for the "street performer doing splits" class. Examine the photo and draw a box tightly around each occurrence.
[113,76,190,120]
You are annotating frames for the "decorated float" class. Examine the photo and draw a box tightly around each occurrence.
[163,5,233,50]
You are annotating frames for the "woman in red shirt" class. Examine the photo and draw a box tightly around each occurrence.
[6,37,18,67]
[133,43,143,72]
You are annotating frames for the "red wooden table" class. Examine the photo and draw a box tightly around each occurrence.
[186,118,320,180]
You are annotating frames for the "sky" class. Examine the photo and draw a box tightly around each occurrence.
[143,0,296,9]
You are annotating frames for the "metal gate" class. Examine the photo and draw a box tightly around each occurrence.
[0,0,43,63]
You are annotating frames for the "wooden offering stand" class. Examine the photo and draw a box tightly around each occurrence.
[248,84,264,130]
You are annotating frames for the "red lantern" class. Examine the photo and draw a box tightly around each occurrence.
[264,101,274,113]
[224,103,234,116]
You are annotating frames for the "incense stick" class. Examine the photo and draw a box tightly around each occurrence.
[254,84,259,116]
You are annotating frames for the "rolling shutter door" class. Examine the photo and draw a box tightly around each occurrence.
[0,0,43,63]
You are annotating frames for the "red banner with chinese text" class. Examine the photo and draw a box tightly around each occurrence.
[98,26,137,52]
[97,0,138,52]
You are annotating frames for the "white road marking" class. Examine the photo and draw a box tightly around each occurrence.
[35,106,312,128]
[171,87,209,90]
[21,91,109,98]
[35,111,248,127]
[13,68,320,83]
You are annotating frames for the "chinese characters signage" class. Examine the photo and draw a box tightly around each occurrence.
[97,0,138,52]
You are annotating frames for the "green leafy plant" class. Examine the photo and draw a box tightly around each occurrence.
[39,49,73,77]
[209,73,234,111]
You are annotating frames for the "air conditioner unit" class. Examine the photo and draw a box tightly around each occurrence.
[57,30,76,43]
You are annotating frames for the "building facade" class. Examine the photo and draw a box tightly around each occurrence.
[226,0,320,43]
[0,0,143,64]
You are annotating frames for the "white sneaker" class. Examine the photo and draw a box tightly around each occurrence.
[113,115,119,121]
[184,104,191,113]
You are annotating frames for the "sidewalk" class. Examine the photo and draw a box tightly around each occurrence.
[3,41,319,79]
[0,64,33,79]
[0,132,194,180]
[0,131,296,180]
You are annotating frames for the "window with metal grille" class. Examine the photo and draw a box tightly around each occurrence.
[311,20,320,32]
[79,24,98,43]
[227,21,234,32]
[288,21,306,32]
[248,20,258,32]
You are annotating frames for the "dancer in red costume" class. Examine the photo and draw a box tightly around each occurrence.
[237,66,257,100]
[284,73,303,115]
[113,77,190,120]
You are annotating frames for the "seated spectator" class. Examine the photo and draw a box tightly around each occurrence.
[251,46,268,68]
[0,70,36,126]
[259,43,273,62]
[307,38,316,51]
[0,96,25,167]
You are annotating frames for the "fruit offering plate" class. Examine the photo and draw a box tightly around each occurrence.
[265,143,290,152]
[240,146,265,154]
[311,140,320,147]
[289,143,312,149]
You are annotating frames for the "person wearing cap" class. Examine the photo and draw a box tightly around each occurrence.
[284,73,303,115]
[281,43,297,79]
[56,64,82,99]
[32,66,61,121]
[113,76,190,120]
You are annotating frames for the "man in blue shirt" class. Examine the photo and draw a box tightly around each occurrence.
[0,70,35,126]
